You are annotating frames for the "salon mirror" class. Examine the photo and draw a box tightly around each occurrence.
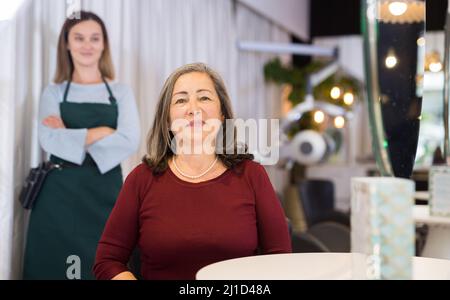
[362,0,426,178]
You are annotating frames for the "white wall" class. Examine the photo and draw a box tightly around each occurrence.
[238,0,310,41]
[313,35,365,81]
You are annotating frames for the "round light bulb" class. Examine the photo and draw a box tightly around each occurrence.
[330,87,341,99]
[388,1,408,16]
[429,62,442,73]
[417,37,425,47]
[334,116,345,129]
[314,111,325,124]
[343,92,354,105]
[385,55,398,69]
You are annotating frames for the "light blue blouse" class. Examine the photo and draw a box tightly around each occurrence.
[38,81,141,174]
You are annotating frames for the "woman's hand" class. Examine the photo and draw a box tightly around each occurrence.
[111,271,137,280]
[86,126,116,146]
[43,116,66,129]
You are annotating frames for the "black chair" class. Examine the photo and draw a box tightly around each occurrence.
[291,231,330,252]
[292,221,351,253]
[307,222,351,252]
[276,192,294,237]
[297,179,350,228]
[415,223,429,256]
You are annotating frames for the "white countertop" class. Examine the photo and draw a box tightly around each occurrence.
[414,205,450,226]
[196,253,450,280]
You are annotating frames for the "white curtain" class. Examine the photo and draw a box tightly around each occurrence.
[0,0,290,279]
[0,17,17,281]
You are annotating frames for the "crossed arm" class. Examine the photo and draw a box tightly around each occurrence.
[42,115,115,146]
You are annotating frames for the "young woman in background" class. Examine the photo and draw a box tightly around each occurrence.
[23,11,140,280]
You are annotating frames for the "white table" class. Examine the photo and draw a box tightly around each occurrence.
[414,205,450,259]
[196,253,450,280]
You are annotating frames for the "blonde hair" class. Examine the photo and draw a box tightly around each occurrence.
[54,11,115,83]
[143,63,253,174]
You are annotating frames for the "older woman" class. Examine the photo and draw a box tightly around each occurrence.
[93,63,291,280]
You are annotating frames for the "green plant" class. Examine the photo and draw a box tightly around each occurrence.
[264,58,361,107]
[264,58,360,158]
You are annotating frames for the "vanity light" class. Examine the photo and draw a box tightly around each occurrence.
[379,0,425,24]
[344,92,354,105]
[429,62,442,73]
[334,116,345,129]
[314,111,325,124]
[330,86,341,100]
[385,50,398,69]
[388,1,408,16]
[426,51,443,73]
[417,37,425,47]
[385,55,398,68]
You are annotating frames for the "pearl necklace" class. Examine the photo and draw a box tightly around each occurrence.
[172,156,218,179]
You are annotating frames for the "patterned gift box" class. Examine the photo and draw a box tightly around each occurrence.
[351,177,415,279]
[429,166,450,217]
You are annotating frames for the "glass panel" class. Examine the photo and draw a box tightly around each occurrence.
[362,0,426,178]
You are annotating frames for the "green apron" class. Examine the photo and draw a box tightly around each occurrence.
[23,79,122,280]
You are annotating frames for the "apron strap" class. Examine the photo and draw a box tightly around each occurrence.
[62,78,117,105]
[62,80,72,103]
[102,77,117,105]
